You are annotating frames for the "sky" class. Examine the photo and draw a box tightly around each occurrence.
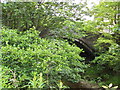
[74,0,100,5]
[1,0,100,5]
[76,0,101,20]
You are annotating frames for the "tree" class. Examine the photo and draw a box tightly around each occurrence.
[84,1,120,87]
[2,2,89,39]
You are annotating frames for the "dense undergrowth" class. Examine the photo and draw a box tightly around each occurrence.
[1,27,87,88]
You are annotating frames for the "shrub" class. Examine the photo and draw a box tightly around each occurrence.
[1,27,87,88]
[85,36,120,87]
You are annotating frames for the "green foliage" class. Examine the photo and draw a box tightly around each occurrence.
[2,2,88,39]
[1,0,120,88]
[29,72,46,88]
[51,20,86,39]
[91,2,119,25]
[91,1,120,75]
[83,1,120,87]
[1,27,87,88]
[93,37,120,71]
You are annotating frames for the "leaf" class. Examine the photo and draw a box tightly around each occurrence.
[113,86,118,89]
[109,83,113,88]
[102,86,108,88]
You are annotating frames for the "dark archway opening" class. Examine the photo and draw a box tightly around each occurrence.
[63,37,96,63]
[74,40,95,63]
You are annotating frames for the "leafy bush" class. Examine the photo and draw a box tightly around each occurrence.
[83,2,120,85]
[94,37,120,72]
[1,27,87,88]
[85,34,120,87]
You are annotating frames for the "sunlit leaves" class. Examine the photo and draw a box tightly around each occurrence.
[2,2,90,39]
[1,27,87,88]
